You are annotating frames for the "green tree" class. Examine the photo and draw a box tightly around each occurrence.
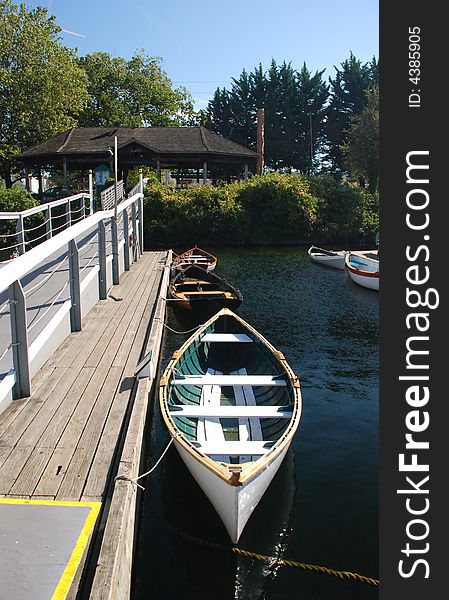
[342,87,379,192]
[77,51,195,127]
[0,0,88,187]
[325,53,378,175]
[205,60,328,172]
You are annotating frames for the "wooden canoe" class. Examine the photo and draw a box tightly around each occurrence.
[168,265,242,314]
[159,308,302,542]
[172,246,217,272]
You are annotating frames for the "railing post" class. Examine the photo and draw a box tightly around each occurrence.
[98,220,107,300]
[89,170,94,213]
[131,202,138,262]
[139,168,143,194]
[9,281,30,398]
[45,206,52,239]
[68,239,82,331]
[111,217,119,285]
[67,199,72,228]
[81,194,86,221]
[16,215,25,255]
[139,195,144,255]
[123,209,130,271]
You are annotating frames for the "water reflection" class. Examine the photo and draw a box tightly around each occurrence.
[133,247,378,600]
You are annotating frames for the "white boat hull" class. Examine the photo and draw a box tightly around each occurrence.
[174,440,289,543]
[308,247,346,270]
[347,268,379,290]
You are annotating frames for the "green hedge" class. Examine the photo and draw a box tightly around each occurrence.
[142,172,378,247]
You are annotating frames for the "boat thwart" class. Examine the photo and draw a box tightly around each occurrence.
[159,308,302,542]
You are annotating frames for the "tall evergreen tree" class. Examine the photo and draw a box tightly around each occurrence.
[325,53,377,175]
[342,86,379,191]
[205,60,329,172]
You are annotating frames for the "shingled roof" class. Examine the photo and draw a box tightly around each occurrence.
[19,127,257,162]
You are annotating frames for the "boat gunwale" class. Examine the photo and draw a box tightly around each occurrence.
[345,253,380,278]
[172,246,217,269]
[159,308,302,486]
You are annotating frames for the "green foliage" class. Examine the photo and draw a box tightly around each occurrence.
[143,174,378,247]
[0,184,37,212]
[0,185,40,252]
[325,54,378,175]
[0,0,88,186]
[205,60,329,172]
[77,51,196,127]
[342,87,379,192]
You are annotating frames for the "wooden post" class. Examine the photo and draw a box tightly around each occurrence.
[111,217,119,285]
[38,168,43,201]
[156,160,161,182]
[139,168,144,194]
[45,206,52,240]
[256,107,265,176]
[131,202,138,262]
[63,157,68,190]
[203,162,208,185]
[25,168,31,192]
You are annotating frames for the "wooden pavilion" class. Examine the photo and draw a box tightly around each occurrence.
[18,126,257,190]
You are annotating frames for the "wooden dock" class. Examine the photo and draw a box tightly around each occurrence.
[0,249,170,600]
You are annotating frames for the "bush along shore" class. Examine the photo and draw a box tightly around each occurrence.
[142,172,379,248]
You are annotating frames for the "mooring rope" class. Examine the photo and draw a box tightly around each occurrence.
[163,322,204,335]
[168,525,379,587]
[114,433,181,490]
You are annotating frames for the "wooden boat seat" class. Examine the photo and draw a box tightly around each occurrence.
[169,405,293,418]
[233,368,263,463]
[200,333,252,343]
[193,440,273,456]
[196,369,229,462]
[172,375,287,386]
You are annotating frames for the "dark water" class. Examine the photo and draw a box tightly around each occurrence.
[133,247,378,600]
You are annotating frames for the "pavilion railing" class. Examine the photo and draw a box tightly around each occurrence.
[100,180,125,210]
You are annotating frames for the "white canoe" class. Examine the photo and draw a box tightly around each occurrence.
[345,251,379,291]
[308,246,347,270]
[159,308,302,543]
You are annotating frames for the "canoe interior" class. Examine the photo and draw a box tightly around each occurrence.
[167,313,294,464]
[169,266,243,307]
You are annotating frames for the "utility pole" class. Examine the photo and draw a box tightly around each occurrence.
[257,107,265,176]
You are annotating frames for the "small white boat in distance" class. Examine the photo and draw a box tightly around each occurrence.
[159,308,302,543]
[345,251,379,291]
[308,246,347,270]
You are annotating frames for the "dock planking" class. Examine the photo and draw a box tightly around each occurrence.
[0,251,166,503]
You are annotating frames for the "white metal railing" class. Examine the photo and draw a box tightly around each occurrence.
[0,184,94,262]
[0,189,144,404]
[100,180,125,210]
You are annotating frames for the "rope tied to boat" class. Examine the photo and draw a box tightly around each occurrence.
[114,433,181,490]
[168,525,379,587]
[163,322,204,335]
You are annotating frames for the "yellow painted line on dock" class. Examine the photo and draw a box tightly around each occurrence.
[0,498,101,600]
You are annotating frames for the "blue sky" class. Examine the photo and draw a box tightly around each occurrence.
[26,0,378,110]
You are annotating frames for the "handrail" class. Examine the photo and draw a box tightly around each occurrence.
[0,193,90,221]
[0,191,144,402]
[0,192,142,294]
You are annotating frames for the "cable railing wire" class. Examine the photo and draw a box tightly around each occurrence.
[24,254,69,298]
[27,280,70,333]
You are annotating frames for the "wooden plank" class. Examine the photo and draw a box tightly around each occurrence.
[0,366,68,448]
[82,269,162,499]
[89,250,171,600]
[0,446,32,494]
[56,366,123,500]
[8,447,52,496]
